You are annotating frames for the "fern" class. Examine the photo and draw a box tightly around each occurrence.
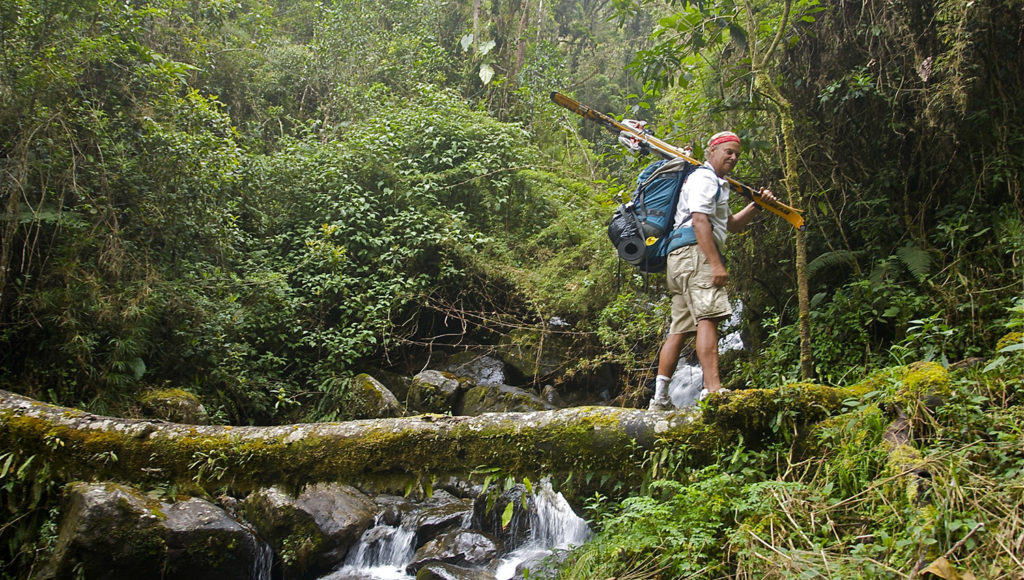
[807,249,863,279]
[895,241,933,282]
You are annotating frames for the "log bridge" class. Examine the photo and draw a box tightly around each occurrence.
[0,383,858,499]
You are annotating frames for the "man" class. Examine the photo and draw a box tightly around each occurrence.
[648,131,777,410]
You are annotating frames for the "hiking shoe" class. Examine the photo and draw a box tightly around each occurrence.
[697,388,731,402]
[648,396,675,411]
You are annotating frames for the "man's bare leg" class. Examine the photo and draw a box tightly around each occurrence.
[658,333,685,378]
[695,318,721,391]
[649,333,686,409]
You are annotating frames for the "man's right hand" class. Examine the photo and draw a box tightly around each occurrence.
[710,263,729,287]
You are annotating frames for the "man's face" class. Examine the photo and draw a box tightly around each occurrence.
[707,142,742,176]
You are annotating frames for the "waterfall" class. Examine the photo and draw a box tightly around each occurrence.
[251,535,275,580]
[492,480,590,579]
[325,516,418,580]
[322,479,589,580]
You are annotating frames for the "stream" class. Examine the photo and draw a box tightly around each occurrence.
[321,480,590,580]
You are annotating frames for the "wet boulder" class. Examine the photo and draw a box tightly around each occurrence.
[347,373,403,419]
[472,484,532,550]
[240,482,376,579]
[43,482,264,580]
[416,561,498,580]
[406,370,470,414]
[496,328,572,384]
[439,351,509,387]
[406,529,504,575]
[162,497,270,579]
[409,490,475,548]
[138,388,210,425]
[459,385,552,416]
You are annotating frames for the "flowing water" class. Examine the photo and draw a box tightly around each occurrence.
[667,308,744,408]
[321,479,589,580]
[251,534,275,580]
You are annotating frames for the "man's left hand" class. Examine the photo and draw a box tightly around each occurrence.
[758,187,778,203]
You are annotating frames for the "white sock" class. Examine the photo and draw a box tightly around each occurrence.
[654,375,671,400]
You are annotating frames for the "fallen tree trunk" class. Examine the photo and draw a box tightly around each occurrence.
[1,384,855,498]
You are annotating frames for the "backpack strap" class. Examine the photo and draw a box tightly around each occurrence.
[665,165,722,254]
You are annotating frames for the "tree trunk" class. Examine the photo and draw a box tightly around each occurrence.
[748,0,814,380]
[1,385,856,499]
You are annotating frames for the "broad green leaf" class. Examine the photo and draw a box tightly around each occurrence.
[129,357,147,380]
[479,63,495,85]
[501,500,515,529]
[0,453,13,479]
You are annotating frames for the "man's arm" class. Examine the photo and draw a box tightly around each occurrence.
[727,187,777,233]
[692,212,728,287]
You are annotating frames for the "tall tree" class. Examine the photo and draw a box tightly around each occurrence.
[740,0,814,379]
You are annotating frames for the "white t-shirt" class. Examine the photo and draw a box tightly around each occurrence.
[673,163,731,252]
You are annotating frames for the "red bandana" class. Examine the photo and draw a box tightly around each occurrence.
[709,133,741,147]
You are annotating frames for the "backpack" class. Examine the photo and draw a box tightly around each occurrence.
[607,158,714,273]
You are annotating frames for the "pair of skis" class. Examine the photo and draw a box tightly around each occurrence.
[550,92,805,231]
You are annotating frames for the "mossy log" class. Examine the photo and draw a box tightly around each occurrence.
[0,384,858,499]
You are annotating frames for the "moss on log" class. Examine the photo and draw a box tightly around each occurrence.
[0,384,865,498]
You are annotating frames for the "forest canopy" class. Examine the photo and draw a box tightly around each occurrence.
[1,0,1022,425]
[2,0,1024,578]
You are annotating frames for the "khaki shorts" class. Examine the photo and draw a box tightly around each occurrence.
[666,244,732,335]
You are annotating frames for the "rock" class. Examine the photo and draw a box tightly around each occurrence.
[347,373,403,419]
[373,369,415,403]
[43,482,166,579]
[407,370,469,414]
[406,529,503,575]
[240,482,377,579]
[546,361,622,406]
[497,328,573,384]
[416,561,498,580]
[439,351,509,387]
[434,476,484,500]
[43,482,264,580]
[540,384,565,407]
[508,549,571,580]
[459,385,552,416]
[410,490,475,548]
[373,494,413,527]
[163,497,270,579]
[138,388,210,424]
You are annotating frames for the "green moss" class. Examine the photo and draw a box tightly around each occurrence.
[848,367,903,395]
[138,388,200,406]
[700,383,842,442]
[995,331,1023,353]
[137,388,209,425]
[888,361,950,413]
[2,382,867,504]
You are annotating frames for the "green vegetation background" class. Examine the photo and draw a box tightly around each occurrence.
[1,0,1022,577]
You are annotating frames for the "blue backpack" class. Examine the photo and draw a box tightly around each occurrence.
[607,158,715,273]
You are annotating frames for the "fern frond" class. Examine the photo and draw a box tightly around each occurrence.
[895,242,933,282]
[807,250,862,279]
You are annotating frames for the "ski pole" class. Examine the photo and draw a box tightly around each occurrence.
[551,91,805,231]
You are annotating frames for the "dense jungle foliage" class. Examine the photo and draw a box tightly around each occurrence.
[1,0,1023,577]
